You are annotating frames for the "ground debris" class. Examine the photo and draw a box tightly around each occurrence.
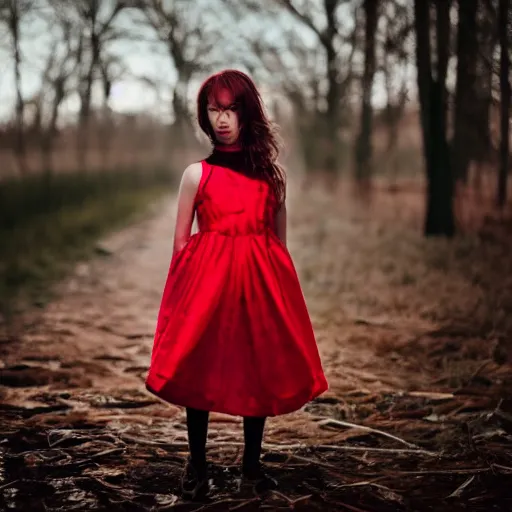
[1,181,511,510]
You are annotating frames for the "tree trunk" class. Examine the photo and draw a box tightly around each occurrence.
[9,2,26,176]
[320,0,341,177]
[172,73,194,141]
[384,74,407,185]
[355,0,378,182]
[170,62,197,169]
[41,77,65,178]
[474,3,497,163]
[497,0,510,208]
[98,64,113,172]
[77,19,100,171]
[452,0,478,184]
[414,0,455,237]
[277,0,343,178]
[324,42,339,175]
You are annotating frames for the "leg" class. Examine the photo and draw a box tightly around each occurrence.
[181,407,209,500]
[186,407,209,470]
[242,415,278,490]
[242,416,266,473]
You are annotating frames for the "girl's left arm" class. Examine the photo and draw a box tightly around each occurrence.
[274,173,287,248]
[275,200,287,247]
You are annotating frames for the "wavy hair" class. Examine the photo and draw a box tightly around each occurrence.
[197,69,286,205]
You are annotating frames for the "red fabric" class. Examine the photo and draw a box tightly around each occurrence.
[145,160,328,416]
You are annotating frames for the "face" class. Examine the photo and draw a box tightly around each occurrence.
[207,89,240,145]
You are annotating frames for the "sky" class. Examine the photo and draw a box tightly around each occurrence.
[0,1,416,126]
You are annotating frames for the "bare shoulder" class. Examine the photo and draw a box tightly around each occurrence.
[181,162,203,190]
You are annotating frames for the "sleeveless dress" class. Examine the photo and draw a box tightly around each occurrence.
[145,150,328,417]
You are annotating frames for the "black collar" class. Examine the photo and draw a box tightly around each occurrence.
[205,148,254,175]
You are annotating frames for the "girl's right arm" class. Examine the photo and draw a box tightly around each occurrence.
[172,162,202,259]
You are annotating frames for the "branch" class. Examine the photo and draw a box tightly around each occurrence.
[98,1,126,38]
[276,0,323,41]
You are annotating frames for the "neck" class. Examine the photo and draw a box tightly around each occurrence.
[206,141,251,174]
[214,142,242,152]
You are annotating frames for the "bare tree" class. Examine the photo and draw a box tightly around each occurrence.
[381,0,412,183]
[449,1,500,196]
[52,0,128,170]
[497,0,510,208]
[137,0,228,153]
[231,20,334,178]
[475,0,499,163]
[34,20,82,176]
[96,55,116,170]
[275,0,357,179]
[0,0,37,176]
[414,0,455,237]
[452,0,483,186]
[354,0,379,186]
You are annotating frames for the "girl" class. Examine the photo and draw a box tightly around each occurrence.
[145,69,328,500]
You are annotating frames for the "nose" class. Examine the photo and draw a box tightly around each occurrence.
[216,109,231,125]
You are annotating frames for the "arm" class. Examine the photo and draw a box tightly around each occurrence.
[275,200,287,247]
[172,162,202,258]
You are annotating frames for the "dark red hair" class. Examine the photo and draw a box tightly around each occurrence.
[197,69,286,205]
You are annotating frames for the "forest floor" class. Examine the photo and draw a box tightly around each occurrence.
[1,176,511,511]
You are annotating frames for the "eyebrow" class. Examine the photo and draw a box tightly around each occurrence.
[207,102,237,108]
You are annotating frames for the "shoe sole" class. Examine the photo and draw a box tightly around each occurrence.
[181,479,209,501]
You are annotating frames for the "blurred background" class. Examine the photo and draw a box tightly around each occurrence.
[1,3,512,508]
[0,0,510,315]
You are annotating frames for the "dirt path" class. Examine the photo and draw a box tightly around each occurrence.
[1,180,511,511]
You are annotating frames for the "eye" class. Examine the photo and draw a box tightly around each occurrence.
[208,106,218,112]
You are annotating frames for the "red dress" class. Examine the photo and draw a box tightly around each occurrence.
[145,156,328,417]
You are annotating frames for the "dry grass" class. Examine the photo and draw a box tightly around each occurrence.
[0,167,177,320]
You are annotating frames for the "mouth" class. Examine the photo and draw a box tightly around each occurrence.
[217,129,231,136]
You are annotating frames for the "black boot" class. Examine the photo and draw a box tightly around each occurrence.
[241,416,278,492]
[181,456,209,500]
[182,407,210,500]
[242,461,278,492]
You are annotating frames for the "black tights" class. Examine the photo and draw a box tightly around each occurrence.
[186,407,265,471]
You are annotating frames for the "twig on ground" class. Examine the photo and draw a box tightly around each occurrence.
[0,480,19,491]
[313,416,422,449]
[446,475,475,498]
